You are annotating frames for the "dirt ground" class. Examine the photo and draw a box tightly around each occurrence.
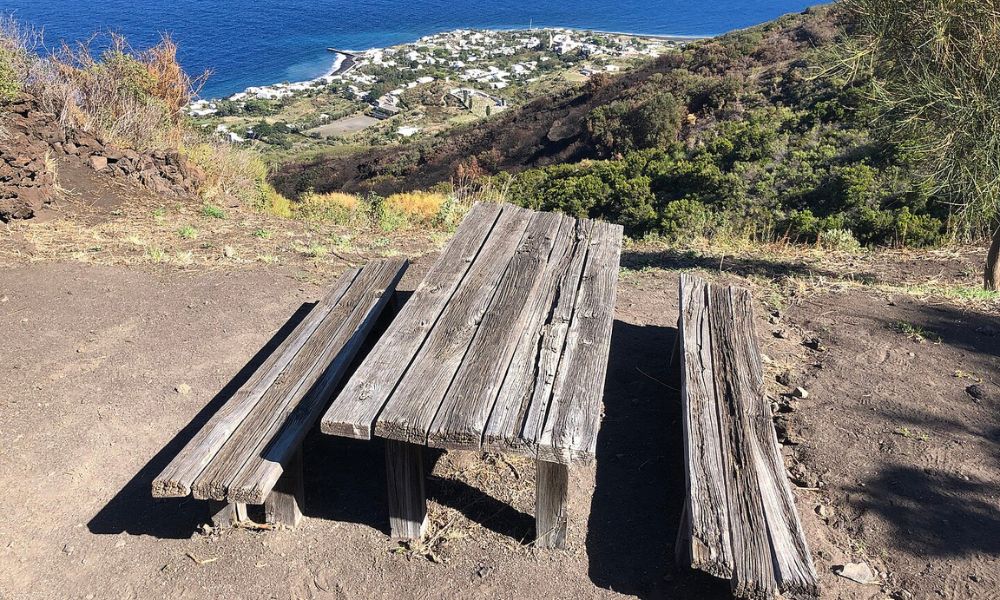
[2,191,999,599]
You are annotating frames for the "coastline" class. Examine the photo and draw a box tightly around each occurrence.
[201,26,709,103]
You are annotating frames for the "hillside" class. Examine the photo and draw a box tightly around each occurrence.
[273,7,850,203]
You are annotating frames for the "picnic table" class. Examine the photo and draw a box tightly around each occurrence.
[321,202,622,548]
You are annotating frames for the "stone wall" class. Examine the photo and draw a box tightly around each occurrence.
[1,93,206,222]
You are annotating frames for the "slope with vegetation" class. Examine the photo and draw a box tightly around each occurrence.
[274,5,985,256]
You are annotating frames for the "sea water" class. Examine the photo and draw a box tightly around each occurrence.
[4,0,821,98]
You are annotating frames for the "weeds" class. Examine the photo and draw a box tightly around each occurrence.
[891,321,940,343]
[895,426,929,442]
[252,228,272,239]
[201,204,225,219]
[177,225,197,239]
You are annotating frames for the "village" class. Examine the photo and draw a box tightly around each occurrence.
[186,28,686,153]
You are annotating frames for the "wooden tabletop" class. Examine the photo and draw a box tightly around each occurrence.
[321,202,622,465]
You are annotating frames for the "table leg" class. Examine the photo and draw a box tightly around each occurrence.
[535,459,569,549]
[209,500,247,528]
[385,439,427,540]
[266,447,304,528]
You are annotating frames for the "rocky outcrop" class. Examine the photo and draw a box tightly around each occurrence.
[0,93,206,222]
[0,95,58,221]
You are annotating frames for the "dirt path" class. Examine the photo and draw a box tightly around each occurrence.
[1,256,997,599]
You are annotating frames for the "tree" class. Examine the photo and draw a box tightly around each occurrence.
[848,0,1000,289]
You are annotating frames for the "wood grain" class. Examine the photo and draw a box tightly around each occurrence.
[677,273,734,578]
[320,202,502,439]
[426,211,564,450]
[190,260,405,501]
[536,221,623,464]
[677,274,818,599]
[482,217,587,454]
[151,270,359,498]
[227,259,407,504]
[374,205,532,443]
[385,440,428,539]
[535,460,569,549]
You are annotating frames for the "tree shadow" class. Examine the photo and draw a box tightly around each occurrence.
[847,466,1000,558]
[623,247,850,282]
[586,320,730,599]
[87,303,318,539]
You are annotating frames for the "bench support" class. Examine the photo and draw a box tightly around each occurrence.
[385,440,427,540]
[265,447,304,528]
[535,460,569,549]
[209,500,247,528]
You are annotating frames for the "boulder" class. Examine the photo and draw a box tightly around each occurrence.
[89,155,108,171]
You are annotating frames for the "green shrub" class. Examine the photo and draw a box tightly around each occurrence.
[817,228,861,251]
[659,199,715,242]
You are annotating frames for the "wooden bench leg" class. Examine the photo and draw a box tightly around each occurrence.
[675,502,691,566]
[266,447,304,528]
[385,439,427,540]
[209,500,247,528]
[535,459,569,549]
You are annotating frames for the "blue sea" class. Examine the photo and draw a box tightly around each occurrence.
[4,0,820,98]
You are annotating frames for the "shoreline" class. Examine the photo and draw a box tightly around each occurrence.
[204,25,709,103]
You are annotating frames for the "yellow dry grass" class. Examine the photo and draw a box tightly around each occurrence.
[386,191,448,223]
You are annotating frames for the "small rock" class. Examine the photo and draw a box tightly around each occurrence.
[966,384,990,403]
[175,383,191,395]
[792,387,809,399]
[835,562,875,584]
[89,155,108,171]
[62,543,74,555]
[803,337,825,351]
[773,329,788,339]
[776,369,793,386]
[815,504,833,519]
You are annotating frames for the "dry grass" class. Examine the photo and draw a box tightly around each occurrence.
[386,191,448,224]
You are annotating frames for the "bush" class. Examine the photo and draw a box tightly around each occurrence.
[817,228,861,251]
[659,199,715,242]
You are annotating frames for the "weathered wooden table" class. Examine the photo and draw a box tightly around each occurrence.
[320,202,622,548]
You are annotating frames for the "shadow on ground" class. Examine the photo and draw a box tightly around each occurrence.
[87,303,319,539]
[848,466,1000,559]
[586,320,730,599]
[622,247,848,282]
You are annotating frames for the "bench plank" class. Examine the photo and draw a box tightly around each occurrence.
[677,273,735,578]
[709,284,777,599]
[426,211,565,450]
[730,288,818,598]
[374,206,533,443]
[481,216,583,454]
[151,271,360,498]
[227,259,407,504]
[191,260,405,501]
[536,221,622,464]
[320,202,502,439]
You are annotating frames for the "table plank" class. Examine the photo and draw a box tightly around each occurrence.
[151,270,359,498]
[374,205,533,443]
[482,218,590,454]
[320,202,502,439]
[191,261,402,501]
[536,221,622,464]
[227,259,407,504]
[426,211,565,450]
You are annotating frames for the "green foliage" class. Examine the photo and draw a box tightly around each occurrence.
[201,204,226,219]
[499,7,952,248]
[0,48,21,102]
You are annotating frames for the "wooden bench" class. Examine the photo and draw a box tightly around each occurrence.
[320,202,622,548]
[151,259,407,529]
[674,273,818,599]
